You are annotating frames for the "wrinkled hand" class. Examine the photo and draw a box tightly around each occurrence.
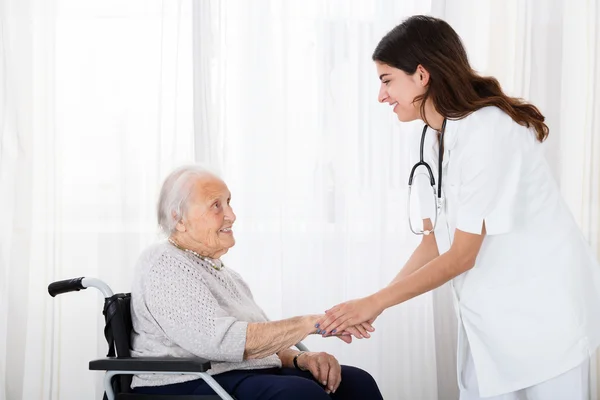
[296,351,341,394]
[322,321,376,344]
[332,331,353,344]
[317,296,383,337]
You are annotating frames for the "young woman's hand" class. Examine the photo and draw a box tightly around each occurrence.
[316,296,383,337]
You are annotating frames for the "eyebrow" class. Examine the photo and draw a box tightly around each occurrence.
[206,192,231,203]
[379,73,391,81]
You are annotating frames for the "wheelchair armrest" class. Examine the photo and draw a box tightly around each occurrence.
[295,342,308,352]
[89,357,211,372]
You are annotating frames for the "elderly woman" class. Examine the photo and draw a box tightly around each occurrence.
[130,165,383,399]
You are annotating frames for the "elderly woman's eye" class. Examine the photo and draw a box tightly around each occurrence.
[213,201,220,209]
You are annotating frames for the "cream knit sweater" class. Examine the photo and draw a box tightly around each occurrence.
[130,242,281,388]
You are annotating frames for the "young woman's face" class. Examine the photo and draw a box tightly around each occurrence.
[376,62,426,122]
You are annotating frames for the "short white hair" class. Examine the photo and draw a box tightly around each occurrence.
[157,164,220,234]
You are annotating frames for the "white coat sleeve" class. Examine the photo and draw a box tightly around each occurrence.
[455,117,523,235]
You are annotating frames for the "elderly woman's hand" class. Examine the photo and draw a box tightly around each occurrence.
[296,351,342,394]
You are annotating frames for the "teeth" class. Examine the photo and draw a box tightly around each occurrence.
[220,228,231,232]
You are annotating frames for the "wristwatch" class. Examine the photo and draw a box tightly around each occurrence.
[293,351,306,370]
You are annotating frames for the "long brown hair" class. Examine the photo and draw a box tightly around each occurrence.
[373,15,549,142]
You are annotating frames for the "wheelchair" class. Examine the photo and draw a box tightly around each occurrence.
[48,277,309,400]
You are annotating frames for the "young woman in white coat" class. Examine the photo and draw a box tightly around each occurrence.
[317,15,600,400]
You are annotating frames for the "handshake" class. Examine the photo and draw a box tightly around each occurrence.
[308,295,384,344]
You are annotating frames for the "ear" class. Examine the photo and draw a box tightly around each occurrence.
[173,211,186,232]
[415,65,431,87]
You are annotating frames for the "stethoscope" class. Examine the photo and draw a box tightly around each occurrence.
[407,118,447,235]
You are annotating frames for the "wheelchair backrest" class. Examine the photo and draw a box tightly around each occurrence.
[103,293,134,393]
[103,293,133,358]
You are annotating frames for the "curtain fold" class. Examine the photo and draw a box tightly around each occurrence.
[193,2,454,398]
[1,1,194,399]
[194,1,600,398]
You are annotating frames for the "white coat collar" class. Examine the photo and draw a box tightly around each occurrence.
[423,118,459,167]
[441,118,459,167]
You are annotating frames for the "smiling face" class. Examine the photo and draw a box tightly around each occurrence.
[172,176,236,259]
[376,61,427,122]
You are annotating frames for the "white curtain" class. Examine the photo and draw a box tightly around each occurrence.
[0,0,194,399]
[1,0,599,399]
[194,1,600,399]
[194,1,453,399]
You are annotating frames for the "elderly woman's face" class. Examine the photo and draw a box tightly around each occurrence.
[175,176,236,258]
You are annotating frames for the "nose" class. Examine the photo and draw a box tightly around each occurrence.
[224,204,236,224]
[378,84,389,103]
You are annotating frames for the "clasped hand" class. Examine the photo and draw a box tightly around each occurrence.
[315,296,383,342]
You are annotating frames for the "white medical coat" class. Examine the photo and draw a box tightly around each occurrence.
[415,106,600,397]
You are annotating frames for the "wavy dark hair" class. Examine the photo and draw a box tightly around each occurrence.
[373,15,548,142]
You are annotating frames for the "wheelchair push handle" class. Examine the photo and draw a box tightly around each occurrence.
[48,277,85,297]
[48,277,114,298]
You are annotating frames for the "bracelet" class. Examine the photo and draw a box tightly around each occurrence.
[293,351,306,370]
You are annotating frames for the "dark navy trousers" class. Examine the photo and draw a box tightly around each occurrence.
[134,365,383,400]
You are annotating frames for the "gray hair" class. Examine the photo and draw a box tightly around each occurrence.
[157,164,220,234]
